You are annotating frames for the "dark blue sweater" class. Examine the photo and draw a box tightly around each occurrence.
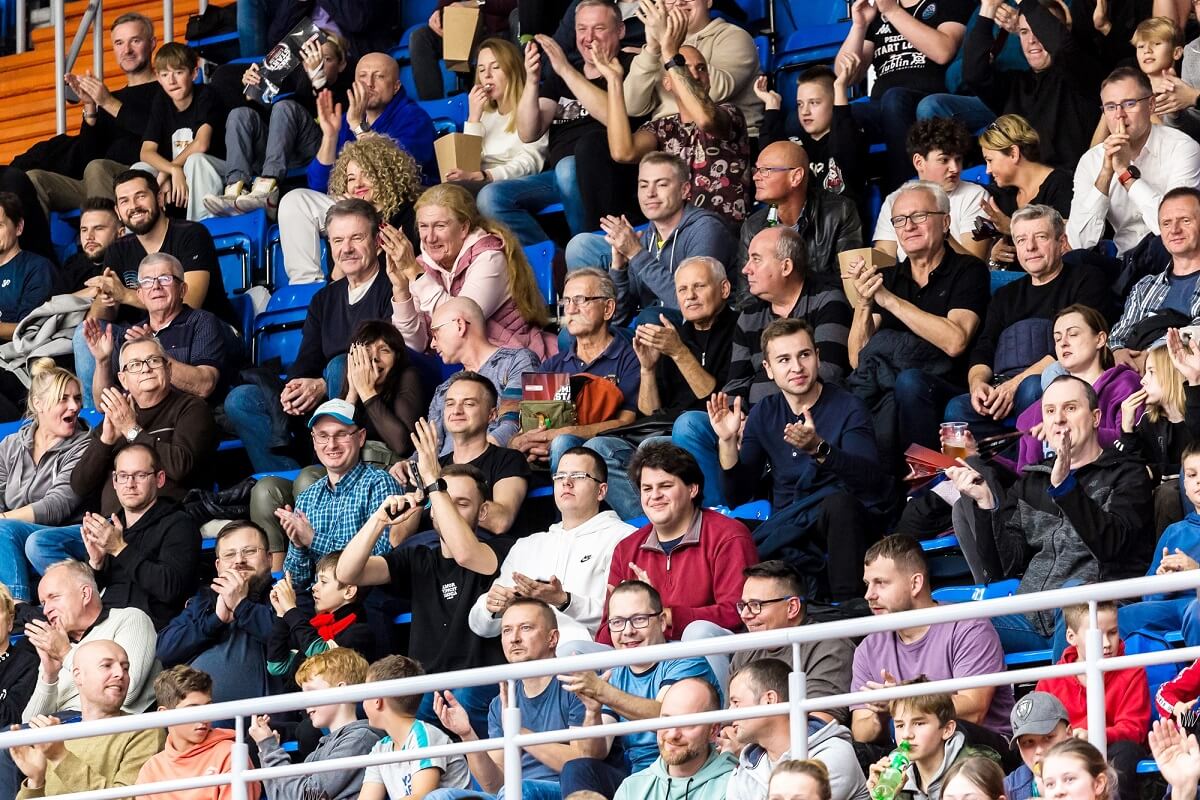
[1144,512,1200,601]
[306,87,436,188]
[723,382,892,511]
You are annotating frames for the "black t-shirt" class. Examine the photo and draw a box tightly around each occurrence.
[54,252,103,295]
[105,219,236,327]
[990,168,1075,220]
[439,443,532,488]
[382,534,516,671]
[142,83,226,161]
[539,53,636,167]
[654,305,739,415]
[867,0,972,99]
[92,81,165,166]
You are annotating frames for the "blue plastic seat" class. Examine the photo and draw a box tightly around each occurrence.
[931,578,1019,604]
[201,209,269,295]
[730,500,772,521]
[1005,649,1053,667]
[990,271,1024,295]
[266,224,331,291]
[48,209,81,264]
[921,534,959,553]
[253,283,324,370]
[960,164,990,185]
[417,93,470,134]
[524,240,557,307]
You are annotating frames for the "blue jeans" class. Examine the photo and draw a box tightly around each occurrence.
[560,758,629,799]
[477,159,587,246]
[223,356,347,473]
[416,682,498,741]
[990,612,1053,653]
[565,232,613,271]
[943,374,1044,441]
[851,87,928,194]
[671,411,726,509]
[427,780,562,800]
[237,0,269,57]
[25,525,87,574]
[1120,596,1200,645]
[0,521,82,601]
[73,323,99,408]
[915,93,997,133]
[894,369,963,452]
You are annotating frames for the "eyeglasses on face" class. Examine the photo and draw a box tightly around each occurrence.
[312,430,358,444]
[736,596,797,615]
[607,612,662,632]
[113,470,156,484]
[136,274,182,290]
[120,355,167,374]
[1100,95,1152,113]
[752,165,801,177]
[551,471,600,483]
[889,211,947,228]
[217,545,266,562]
[559,295,608,311]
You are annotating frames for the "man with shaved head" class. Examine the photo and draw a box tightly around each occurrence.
[426,297,540,456]
[11,640,164,798]
[734,141,862,305]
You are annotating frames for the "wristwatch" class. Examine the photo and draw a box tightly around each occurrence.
[1118,165,1141,189]
[423,477,448,495]
[813,440,832,462]
[663,53,686,72]
[123,426,141,443]
[557,592,572,612]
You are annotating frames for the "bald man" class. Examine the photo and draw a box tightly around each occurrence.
[11,640,164,799]
[427,297,540,456]
[733,141,863,305]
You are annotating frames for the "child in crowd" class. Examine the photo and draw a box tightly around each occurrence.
[867,688,999,800]
[754,61,867,209]
[1037,740,1114,800]
[767,761,832,800]
[251,648,383,800]
[266,551,374,682]
[137,42,226,221]
[1034,602,1148,792]
[1132,17,1185,128]
[137,666,262,800]
[1003,692,1072,800]
[360,655,472,800]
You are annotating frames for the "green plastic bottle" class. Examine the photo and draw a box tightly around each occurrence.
[870,741,912,800]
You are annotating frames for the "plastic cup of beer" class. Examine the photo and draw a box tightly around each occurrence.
[940,422,969,459]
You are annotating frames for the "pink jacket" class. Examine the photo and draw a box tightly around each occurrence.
[391,228,555,357]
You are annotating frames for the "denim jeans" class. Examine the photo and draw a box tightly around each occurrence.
[560,758,629,799]
[237,0,270,58]
[427,780,562,800]
[0,520,81,601]
[476,159,587,246]
[1119,596,1200,645]
[990,612,1053,654]
[671,411,726,509]
[225,101,323,185]
[565,232,614,271]
[73,323,99,408]
[223,356,347,473]
[893,369,963,452]
[943,374,1044,441]
[915,94,997,133]
[25,525,87,574]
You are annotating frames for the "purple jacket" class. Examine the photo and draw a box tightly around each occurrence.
[1015,364,1142,469]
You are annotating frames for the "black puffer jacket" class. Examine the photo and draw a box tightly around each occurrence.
[1114,383,1200,481]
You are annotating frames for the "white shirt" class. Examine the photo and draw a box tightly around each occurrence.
[362,721,470,797]
[463,109,548,183]
[1068,123,1200,254]
[874,180,989,261]
[468,509,635,642]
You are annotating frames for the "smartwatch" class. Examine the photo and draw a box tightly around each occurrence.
[813,440,832,462]
[423,477,449,495]
[1118,165,1141,188]
[663,53,686,72]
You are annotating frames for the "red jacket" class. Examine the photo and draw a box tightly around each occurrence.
[1035,642,1149,745]
[596,509,757,645]
[1156,658,1200,718]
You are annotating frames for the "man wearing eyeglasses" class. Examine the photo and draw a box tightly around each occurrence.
[468,446,634,643]
[1068,67,1200,256]
[67,335,217,519]
[158,521,282,706]
[79,252,233,407]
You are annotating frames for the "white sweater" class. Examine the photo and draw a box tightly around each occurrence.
[464,109,548,182]
[468,510,635,642]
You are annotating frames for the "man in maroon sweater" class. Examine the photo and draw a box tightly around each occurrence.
[598,442,757,665]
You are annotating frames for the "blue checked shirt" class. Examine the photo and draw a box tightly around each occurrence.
[284,461,401,589]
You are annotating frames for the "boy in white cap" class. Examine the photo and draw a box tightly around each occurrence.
[1005,692,1072,800]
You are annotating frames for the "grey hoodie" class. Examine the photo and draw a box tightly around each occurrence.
[257,719,383,800]
[726,721,869,800]
[0,421,89,525]
[614,203,737,324]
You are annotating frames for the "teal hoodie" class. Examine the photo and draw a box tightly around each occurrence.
[615,748,737,800]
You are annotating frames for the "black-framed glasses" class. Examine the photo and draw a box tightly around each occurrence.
[736,596,797,615]
[120,355,167,374]
[889,211,946,228]
[136,275,182,290]
[1100,95,1152,113]
[552,471,600,483]
[752,165,801,177]
[607,612,661,631]
[559,295,609,311]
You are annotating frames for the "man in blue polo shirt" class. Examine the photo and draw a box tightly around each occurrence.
[0,192,53,341]
[509,268,640,471]
[82,252,235,403]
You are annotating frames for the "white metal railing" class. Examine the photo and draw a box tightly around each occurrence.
[1,571,1199,800]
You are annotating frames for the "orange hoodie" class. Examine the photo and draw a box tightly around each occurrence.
[136,727,262,800]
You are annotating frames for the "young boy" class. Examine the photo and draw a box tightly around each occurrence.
[138,42,226,221]
[1004,692,1072,800]
[360,655,472,800]
[136,666,263,800]
[1034,602,1149,792]
[754,62,867,209]
[266,550,374,682]
[1133,17,1185,122]
[868,688,999,800]
[250,648,383,800]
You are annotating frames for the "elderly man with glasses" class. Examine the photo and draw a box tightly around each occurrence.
[80,252,236,405]
[69,334,217,518]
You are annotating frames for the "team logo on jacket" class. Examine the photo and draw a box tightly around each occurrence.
[442,582,459,600]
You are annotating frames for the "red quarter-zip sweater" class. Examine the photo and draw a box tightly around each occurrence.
[1035,642,1149,745]
[596,509,757,645]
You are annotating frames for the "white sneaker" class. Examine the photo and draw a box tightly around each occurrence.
[234,177,280,218]
[202,180,245,217]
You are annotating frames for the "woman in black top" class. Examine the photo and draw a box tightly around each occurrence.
[978,114,1074,268]
[343,320,426,459]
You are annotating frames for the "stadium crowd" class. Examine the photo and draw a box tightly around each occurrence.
[5,0,1200,796]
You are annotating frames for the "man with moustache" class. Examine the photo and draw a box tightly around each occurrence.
[54,198,123,295]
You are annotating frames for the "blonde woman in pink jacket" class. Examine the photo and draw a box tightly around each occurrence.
[384,183,555,357]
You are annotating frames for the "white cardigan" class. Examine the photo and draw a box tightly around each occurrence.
[464,108,548,182]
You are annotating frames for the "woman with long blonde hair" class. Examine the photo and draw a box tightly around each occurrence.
[384,183,554,356]
[446,38,547,192]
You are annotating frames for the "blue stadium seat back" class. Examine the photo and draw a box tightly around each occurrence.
[930,578,1018,604]
[418,93,470,134]
[268,227,331,291]
[252,469,303,481]
[731,500,772,521]
[627,515,650,528]
[524,240,557,307]
[1124,629,1187,722]
[1136,760,1160,775]
[0,419,22,440]
[920,533,959,553]
[188,31,239,51]
[927,553,970,579]
[262,283,323,317]
[408,346,451,398]
[230,293,256,351]
[529,485,553,499]
[256,325,306,370]
[1005,649,1052,667]
[755,35,771,74]
[201,209,269,294]
[783,0,847,29]
[960,164,990,185]
[401,0,440,36]
[78,407,103,428]
[737,0,769,24]
[772,24,849,116]
[990,270,1024,295]
[48,210,80,264]
[253,283,324,368]
[400,63,457,102]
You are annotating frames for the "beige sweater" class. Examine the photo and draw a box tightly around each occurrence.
[622,17,763,135]
[16,717,165,799]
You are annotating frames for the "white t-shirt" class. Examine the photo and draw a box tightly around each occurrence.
[362,720,471,798]
[873,180,989,261]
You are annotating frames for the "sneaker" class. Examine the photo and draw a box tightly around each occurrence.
[234,177,280,218]
[202,180,245,217]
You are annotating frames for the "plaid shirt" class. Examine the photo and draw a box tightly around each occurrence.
[1109,269,1200,350]
[284,461,401,588]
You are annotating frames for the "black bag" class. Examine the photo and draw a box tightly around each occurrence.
[1125,309,1193,351]
[183,477,257,525]
[604,415,676,446]
[185,3,237,40]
